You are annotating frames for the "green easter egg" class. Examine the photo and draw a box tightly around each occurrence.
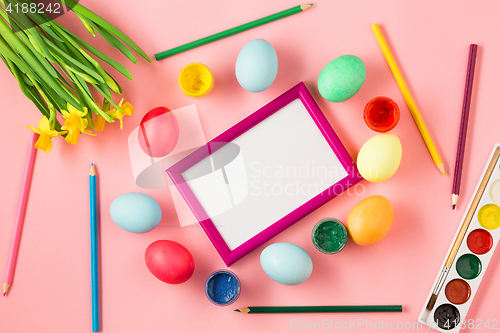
[318,55,366,102]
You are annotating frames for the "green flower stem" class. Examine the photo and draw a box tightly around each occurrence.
[70,33,133,80]
[0,56,55,129]
[84,18,137,63]
[94,85,123,113]
[30,77,56,121]
[77,15,95,37]
[0,34,35,76]
[66,69,114,122]
[4,56,32,98]
[47,20,133,79]
[5,0,54,62]
[96,24,137,63]
[65,44,113,98]
[0,17,82,110]
[0,9,60,78]
[50,23,119,93]
[57,0,151,62]
[44,38,104,83]
[1,0,149,131]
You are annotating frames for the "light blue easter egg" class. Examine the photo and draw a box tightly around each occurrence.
[318,55,366,102]
[235,39,278,92]
[260,242,313,285]
[110,192,161,233]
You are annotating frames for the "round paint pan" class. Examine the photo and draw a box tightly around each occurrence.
[433,304,460,330]
[478,204,500,230]
[456,253,482,280]
[445,279,471,305]
[205,269,241,306]
[489,179,500,205]
[467,229,493,255]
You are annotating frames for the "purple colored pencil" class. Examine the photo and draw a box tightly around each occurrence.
[452,44,478,210]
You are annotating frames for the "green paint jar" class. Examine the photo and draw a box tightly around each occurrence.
[312,218,348,254]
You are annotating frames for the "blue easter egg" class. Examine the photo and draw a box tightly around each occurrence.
[235,39,278,92]
[260,242,313,285]
[110,192,161,233]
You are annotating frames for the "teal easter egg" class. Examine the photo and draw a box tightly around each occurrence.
[110,192,162,233]
[318,55,366,102]
[235,39,278,92]
[260,242,313,285]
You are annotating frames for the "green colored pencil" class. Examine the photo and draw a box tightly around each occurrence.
[235,305,403,314]
[154,4,313,61]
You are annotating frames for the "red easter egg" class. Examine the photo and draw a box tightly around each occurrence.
[145,240,194,284]
[138,107,180,157]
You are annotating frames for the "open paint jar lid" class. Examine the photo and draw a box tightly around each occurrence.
[178,63,214,98]
[312,218,348,254]
[205,269,241,306]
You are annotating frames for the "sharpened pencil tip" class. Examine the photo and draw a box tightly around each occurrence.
[3,293,5,297]
[453,204,456,210]
[234,309,240,312]
[437,164,446,176]
[90,164,96,176]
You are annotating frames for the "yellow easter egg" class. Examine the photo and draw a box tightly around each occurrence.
[346,195,394,246]
[357,133,402,182]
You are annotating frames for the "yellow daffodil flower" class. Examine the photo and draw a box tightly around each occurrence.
[94,111,114,131]
[93,100,114,131]
[27,116,66,154]
[114,99,135,130]
[93,99,135,131]
[61,103,95,145]
[94,111,116,131]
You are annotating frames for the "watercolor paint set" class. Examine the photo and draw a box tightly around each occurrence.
[419,144,500,332]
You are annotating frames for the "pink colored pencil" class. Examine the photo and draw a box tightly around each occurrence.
[3,132,38,297]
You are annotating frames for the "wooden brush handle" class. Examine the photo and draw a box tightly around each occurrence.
[445,147,500,267]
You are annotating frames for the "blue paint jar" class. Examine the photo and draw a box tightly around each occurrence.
[205,269,241,306]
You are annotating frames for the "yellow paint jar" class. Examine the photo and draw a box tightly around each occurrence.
[178,63,214,98]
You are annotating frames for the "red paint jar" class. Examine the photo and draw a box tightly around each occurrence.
[363,96,400,132]
[467,229,493,255]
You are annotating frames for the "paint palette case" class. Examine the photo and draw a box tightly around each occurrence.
[419,144,500,332]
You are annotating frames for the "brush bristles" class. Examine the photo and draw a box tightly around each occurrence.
[426,294,438,311]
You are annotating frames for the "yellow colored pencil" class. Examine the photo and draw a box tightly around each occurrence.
[371,23,446,176]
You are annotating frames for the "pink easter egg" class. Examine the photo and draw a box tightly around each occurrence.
[138,107,179,157]
[145,240,194,284]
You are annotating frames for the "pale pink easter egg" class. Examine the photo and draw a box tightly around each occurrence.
[138,107,180,157]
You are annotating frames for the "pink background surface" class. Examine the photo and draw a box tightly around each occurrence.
[1,0,500,332]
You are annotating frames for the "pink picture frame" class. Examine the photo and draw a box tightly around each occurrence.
[167,82,362,266]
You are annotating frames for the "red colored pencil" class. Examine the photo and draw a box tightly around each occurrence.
[452,44,478,210]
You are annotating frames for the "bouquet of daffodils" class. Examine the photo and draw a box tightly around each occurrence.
[0,0,150,153]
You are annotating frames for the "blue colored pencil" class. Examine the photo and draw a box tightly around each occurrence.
[89,164,99,332]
